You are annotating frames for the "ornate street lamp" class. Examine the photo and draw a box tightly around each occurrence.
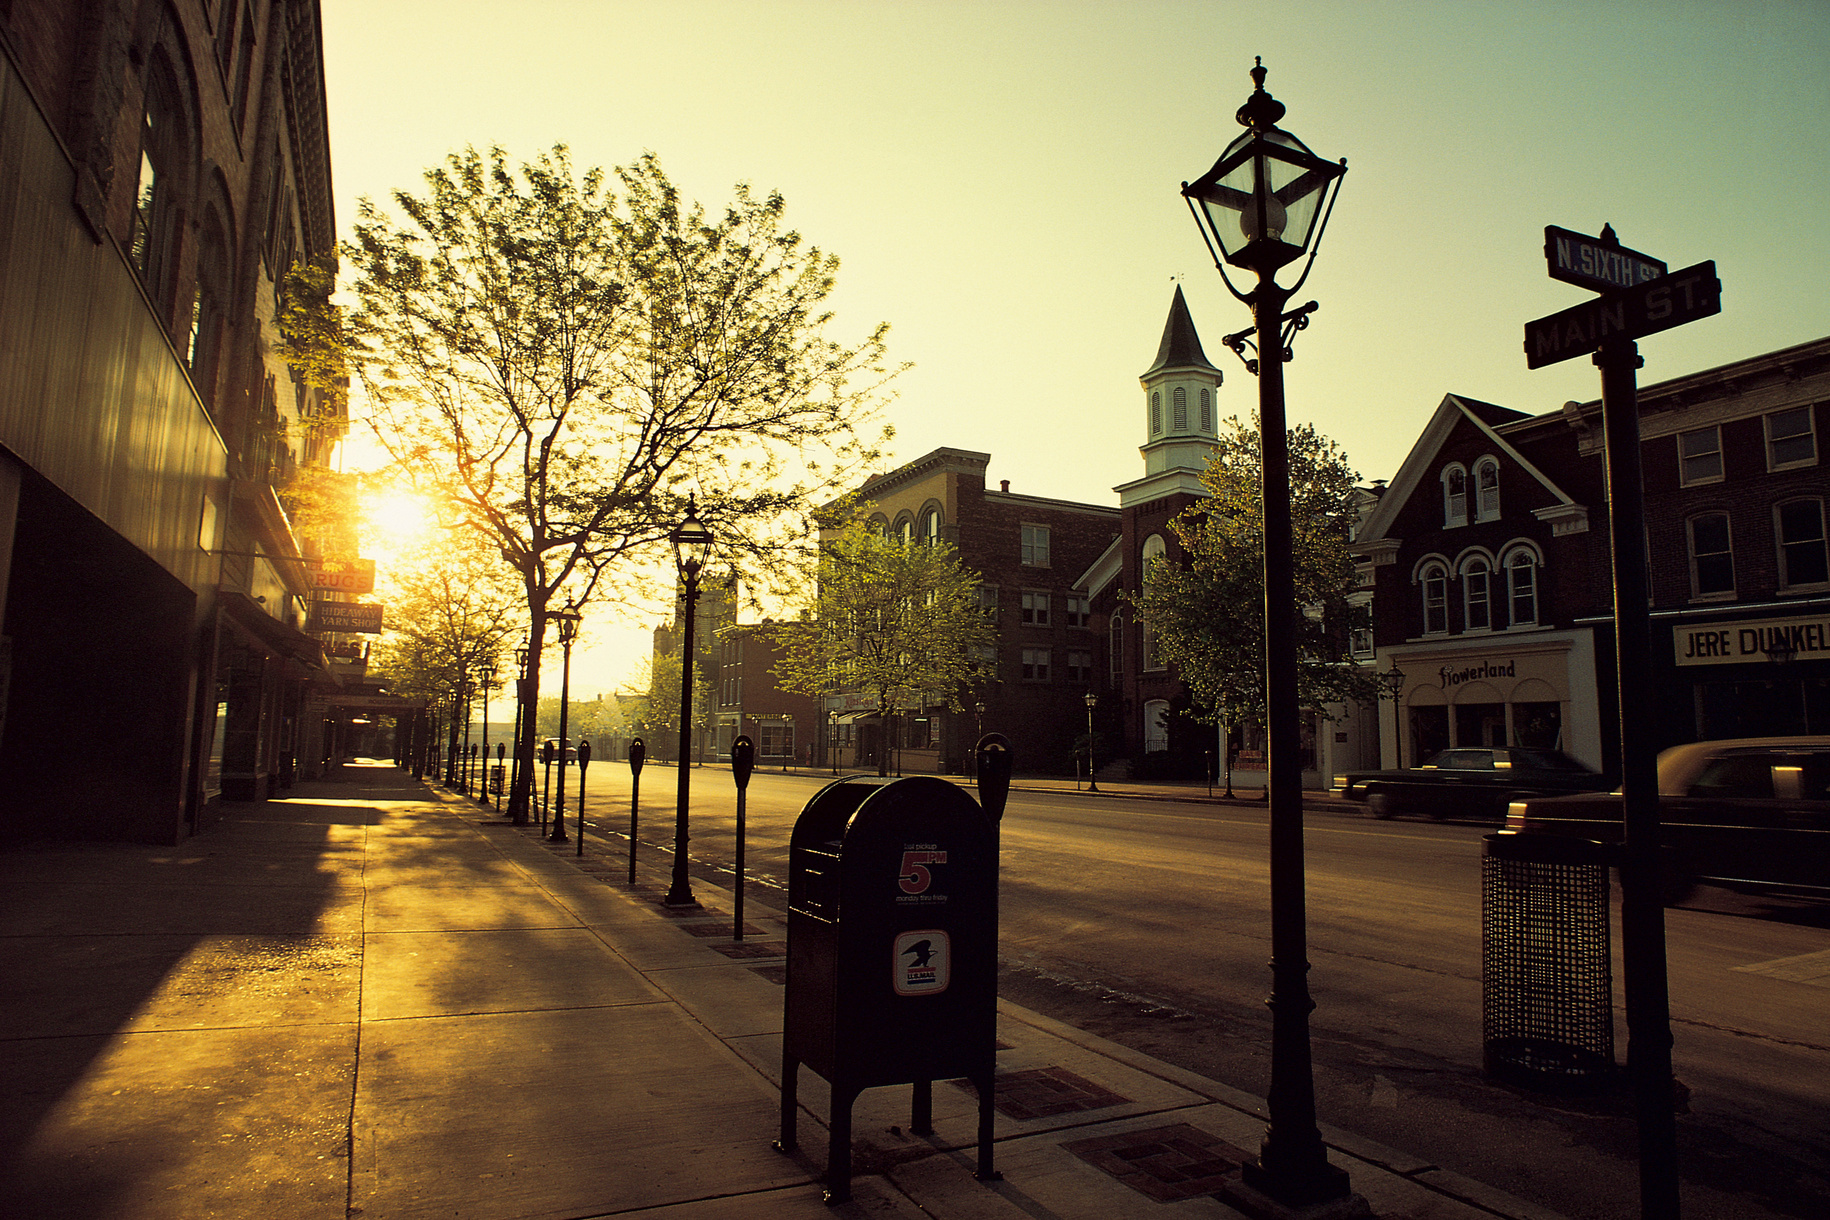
[1383,665,1408,768]
[666,497,715,907]
[1084,692,1100,793]
[547,600,583,842]
[1183,59,1360,1214]
[509,635,530,824]
[477,661,497,808]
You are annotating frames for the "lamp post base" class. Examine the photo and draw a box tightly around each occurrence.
[1221,1167,1368,1220]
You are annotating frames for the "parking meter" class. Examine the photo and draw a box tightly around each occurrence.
[627,738,646,884]
[731,736,755,939]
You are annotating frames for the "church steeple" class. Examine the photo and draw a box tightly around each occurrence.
[1135,286,1222,471]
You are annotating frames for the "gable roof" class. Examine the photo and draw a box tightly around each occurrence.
[1354,394,1581,544]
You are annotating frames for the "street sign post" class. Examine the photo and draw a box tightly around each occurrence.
[1544,225,1666,292]
[1523,261,1720,369]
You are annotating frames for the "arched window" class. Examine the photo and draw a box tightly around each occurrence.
[1199,388,1212,431]
[1109,610,1124,681]
[1475,458,1501,522]
[1462,556,1492,631]
[920,508,941,546]
[1173,386,1188,431]
[1441,465,1468,528]
[1151,391,1162,435]
[129,54,191,321]
[1504,548,1540,625]
[1420,561,1449,634]
[895,517,914,545]
[187,206,231,410]
[1141,534,1167,669]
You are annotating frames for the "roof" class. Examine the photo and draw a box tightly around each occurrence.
[1141,285,1219,378]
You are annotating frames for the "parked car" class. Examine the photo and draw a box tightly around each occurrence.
[1334,747,1610,821]
[1503,736,1830,900]
[541,737,578,763]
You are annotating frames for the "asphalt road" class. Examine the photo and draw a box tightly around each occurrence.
[543,764,1830,1220]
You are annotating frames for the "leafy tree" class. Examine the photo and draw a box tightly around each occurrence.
[627,648,714,763]
[1130,415,1380,729]
[344,145,899,820]
[770,524,996,775]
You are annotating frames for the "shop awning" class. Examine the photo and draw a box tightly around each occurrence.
[218,589,328,670]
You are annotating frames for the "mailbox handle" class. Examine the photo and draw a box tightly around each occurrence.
[975,734,1012,822]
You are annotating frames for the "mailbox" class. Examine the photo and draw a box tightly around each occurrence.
[774,774,1000,1203]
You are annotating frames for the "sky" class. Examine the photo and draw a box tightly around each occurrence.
[321,0,1830,698]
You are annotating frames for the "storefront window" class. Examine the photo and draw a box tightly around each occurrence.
[1409,706,1449,764]
[1455,702,1505,749]
[1512,701,1563,749]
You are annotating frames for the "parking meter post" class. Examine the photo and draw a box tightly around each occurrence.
[576,740,591,857]
[975,734,1012,823]
[495,742,506,813]
[540,742,554,830]
[732,736,755,940]
[628,739,646,884]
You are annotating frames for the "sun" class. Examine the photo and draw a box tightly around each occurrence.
[362,487,435,562]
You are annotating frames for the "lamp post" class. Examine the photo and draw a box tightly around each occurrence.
[666,497,715,907]
[1084,692,1100,792]
[509,636,529,823]
[477,662,497,806]
[1183,58,1358,1213]
[1383,665,1407,768]
[547,600,582,843]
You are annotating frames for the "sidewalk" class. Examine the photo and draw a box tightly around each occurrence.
[0,761,1559,1220]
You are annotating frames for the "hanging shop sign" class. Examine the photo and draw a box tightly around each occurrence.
[308,602,385,634]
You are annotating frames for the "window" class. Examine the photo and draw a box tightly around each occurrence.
[1066,650,1093,682]
[976,584,999,621]
[1109,611,1124,680]
[1021,591,1050,626]
[920,509,941,546]
[187,208,230,408]
[1463,557,1492,631]
[1421,562,1448,634]
[1064,595,1090,628]
[1504,549,1538,625]
[1442,466,1468,528]
[1475,459,1500,522]
[1350,622,1374,658]
[1021,648,1051,681]
[1679,426,1723,486]
[129,62,186,311]
[1021,524,1050,566]
[1173,386,1188,431]
[1688,513,1735,597]
[1151,392,1162,435]
[1777,499,1829,588]
[896,517,914,544]
[1766,407,1818,471]
[1199,388,1212,431]
[1144,700,1170,753]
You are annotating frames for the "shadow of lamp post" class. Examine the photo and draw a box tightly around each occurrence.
[1182,57,1363,1215]
[666,497,715,907]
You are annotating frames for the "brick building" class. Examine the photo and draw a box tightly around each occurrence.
[0,2,342,838]
[1352,335,1830,773]
[824,447,1120,774]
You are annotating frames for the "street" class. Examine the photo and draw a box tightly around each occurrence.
[532,763,1829,1220]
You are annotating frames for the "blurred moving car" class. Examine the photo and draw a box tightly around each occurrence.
[1503,736,1830,900]
[1334,746,1609,821]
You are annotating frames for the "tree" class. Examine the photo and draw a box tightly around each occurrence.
[344,145,899,820]
[628,648,715,764]
[770,524,996,776]
[1130,415,1381,730]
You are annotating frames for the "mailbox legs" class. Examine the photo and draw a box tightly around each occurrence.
[773,1052,799,1155]
[973,1067,1000,1183]
[825,1083,862,1204]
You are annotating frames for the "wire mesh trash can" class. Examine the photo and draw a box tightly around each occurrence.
[1481,833,1616,1092]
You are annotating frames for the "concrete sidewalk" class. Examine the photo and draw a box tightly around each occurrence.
[0,761,1559,1220]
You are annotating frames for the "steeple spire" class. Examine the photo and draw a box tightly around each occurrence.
[1144,284,1218,377]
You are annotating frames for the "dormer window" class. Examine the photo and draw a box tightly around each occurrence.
[1442,466,1468,528]
[1475,458,1500,522]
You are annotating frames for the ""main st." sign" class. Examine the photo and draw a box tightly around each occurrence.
[1523,261,1720,369]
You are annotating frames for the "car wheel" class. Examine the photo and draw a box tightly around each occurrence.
[1365,788,1396,819]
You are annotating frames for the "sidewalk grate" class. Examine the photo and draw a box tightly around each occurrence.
[679,922,768,938]
[749,964,789,985]
[953,1065,1131,1120]
[1062,1123,1251,1201]
[710,940,787,959]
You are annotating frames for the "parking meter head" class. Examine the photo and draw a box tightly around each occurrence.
[629,737,646,776]
[731,735,756,789]
[541,740,554,765]
[496,742,506,760]
[975,734,1013,822]
[577,739,591,769]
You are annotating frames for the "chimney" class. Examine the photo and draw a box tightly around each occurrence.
[1000,480,1010,492]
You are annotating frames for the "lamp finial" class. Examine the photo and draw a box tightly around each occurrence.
[1237,57,1286,130]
